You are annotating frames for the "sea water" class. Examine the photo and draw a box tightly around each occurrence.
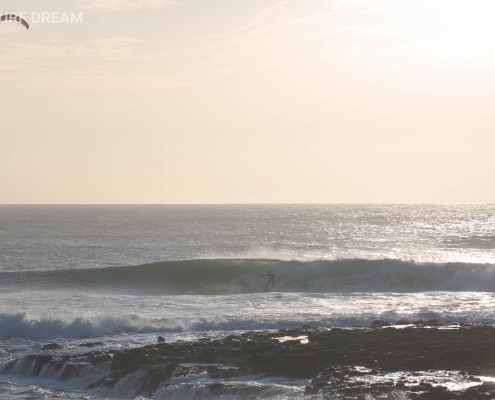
[0,204,494,399]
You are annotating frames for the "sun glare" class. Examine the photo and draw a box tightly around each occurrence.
[336,0,495,66]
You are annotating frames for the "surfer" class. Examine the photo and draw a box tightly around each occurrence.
[262,271,279,288]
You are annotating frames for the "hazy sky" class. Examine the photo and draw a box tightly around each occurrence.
[1,0,494,204]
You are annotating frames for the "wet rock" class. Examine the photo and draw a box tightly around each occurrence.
[30,355,53,375]
[12,321,495,398]
[371,319,390,327]
[78,342,103,348]
[58,363,83,380]
[110,349,160,377]
[87,352,112,365]
[208,382,225,392]
[410,382,434,393]
[419,385,455,399]
[305,381,330,395]
[41,343,63,350]
[244,352,265,366]
[157,336,165,343]
[88,377,119,389]
[191,347,217,363]
[140,364,181,396]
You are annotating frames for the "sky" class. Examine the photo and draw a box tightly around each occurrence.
[0,0,494,204]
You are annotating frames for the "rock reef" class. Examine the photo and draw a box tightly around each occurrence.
[3,320,495,398]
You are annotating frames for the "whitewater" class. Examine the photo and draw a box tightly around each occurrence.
[0,204,494,399]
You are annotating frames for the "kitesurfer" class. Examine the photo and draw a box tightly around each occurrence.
[0,14,29,29]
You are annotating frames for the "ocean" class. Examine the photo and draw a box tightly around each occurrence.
[0,204,494,399]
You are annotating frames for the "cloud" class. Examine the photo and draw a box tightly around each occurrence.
[84,106,130,114]
[204,1,292,43]
[0,68,188,91]
[3,37,144,61]
[247,1,291,29]
[78,0,179,12]
[88,37,144,59]
[0,37,188,91]
[91,37,144,48]
[182,1,341,76]
[0,23,29,35]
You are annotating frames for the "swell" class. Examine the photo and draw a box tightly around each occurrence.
[1,258,495,294]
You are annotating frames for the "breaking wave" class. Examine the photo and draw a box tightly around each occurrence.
[1,258,495,294]
[0,312,378,340]
[2,308,495,341]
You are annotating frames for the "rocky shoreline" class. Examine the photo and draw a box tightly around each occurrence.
[3,320,495,399]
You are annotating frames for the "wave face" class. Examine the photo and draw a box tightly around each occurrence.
[1,258,495,294]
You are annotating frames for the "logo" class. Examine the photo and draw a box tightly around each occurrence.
[0,12,84,25]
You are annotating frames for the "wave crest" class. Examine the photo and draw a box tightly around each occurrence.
[1,258,495,294]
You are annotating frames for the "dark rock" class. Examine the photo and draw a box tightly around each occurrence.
[157,336,165,343]
[478,382,495,391]
[419,386,456,399]
[88,353,112,365]
[59,363,83,380]
[301,325,315,330]
[33,355,53,375]
[371,319,390,327]
[110,349,159,376]
[88,377,119,389]
[244,353,265,366]
[208,383,225,391]
[14,321,495,399]
[305,381,330,395]
[78,342,103,348]
[281,339,303,346]
[41,343,63,350]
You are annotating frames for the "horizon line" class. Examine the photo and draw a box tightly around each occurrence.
[0,202,493,206]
